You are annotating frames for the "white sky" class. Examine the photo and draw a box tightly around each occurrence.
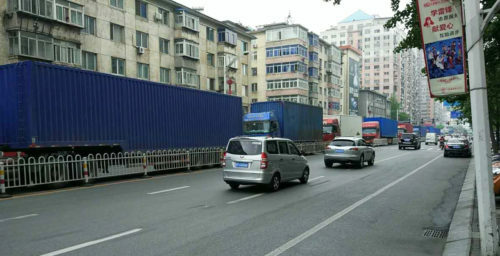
[175,0,409,34]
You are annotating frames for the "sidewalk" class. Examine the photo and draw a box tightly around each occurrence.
[442,160,476,256]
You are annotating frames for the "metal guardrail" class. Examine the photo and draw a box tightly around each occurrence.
[1,148,224,190]
[0,142,326,191]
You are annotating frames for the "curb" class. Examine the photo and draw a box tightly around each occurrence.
[442,160,475,256]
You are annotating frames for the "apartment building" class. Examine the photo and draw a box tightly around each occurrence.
[339,45,361,115]
[1,0,254,110]
[321,10,405,101]
[401,48,426,123]
[358,89,390,118]
[249,23,343,115]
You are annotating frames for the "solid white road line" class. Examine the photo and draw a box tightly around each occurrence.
[427,148,433,151]
[376,153,411,163]
[0,213,39,223]
[265,154,442,256]
[40,228,142,256]
[227,193,265,205]
[309,176,325,182]
[147,186,190,195]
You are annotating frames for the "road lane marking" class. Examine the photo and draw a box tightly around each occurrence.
[147,186,190,195]
[427,148,433,151]
[40,228,142,256]
[0,213,39,223]
[376,153,411,163]
[227,193,265,205]
[265,154,442,256]
[309,176,325,182]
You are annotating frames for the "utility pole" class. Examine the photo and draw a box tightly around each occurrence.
[463,0,500,254]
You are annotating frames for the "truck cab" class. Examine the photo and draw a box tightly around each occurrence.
[323,118,340,142]
[243,112,280,137]
[397,123,413,139]
[362,121,379,144]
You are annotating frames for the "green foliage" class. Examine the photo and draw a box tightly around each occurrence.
[398,112,410,121]
[436,124,444,129]
[389,95,400,120]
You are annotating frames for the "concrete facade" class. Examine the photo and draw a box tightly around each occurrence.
[358,89,391,118]
[321,10,405,101]
[1,0,254,110]
[249,23,342,115]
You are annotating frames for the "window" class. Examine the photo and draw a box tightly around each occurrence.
[308,67,319,78]
[9,31,53,60]
[252,51,257,60]
[137,62,149,80]
[19,0,54,19]
[265,26,308,42]
[208,78,216,90]
[252,98,258,103]
[110,23,124,43]
[267,79,308,90]
[176,68,199,88]
[207,53,215,66]
[206,27,215,41]
[384,79,390,83]
[175,39,199,59]
[176,11,199,32]
[278,141,289,154]
[135,0,147,18]
[159,38,169,54]
[136,31,148,48]
[266,44,307,58]
[53,40,81,64]
[242,85,248,97]
[242,64,248,75]
[218,28,237,45]
[266,141,279,154]
[266,62,307,74]
[384,86,390,90]
[82,51,97,71]
[374,86,380,90]
[158,8,169,25]
[374,29,380,33]
[251,83,258,92]
[384,64,390,68]
[374,80,380,85]
[384,72,389,75]
[55,0,83,27]
[110,0,123,8]
[252,68,257,76]
[241,41,248,53]
[374,65,380,70]
[309,52,318,62]
[83,15,96,35]
[160,67,170,83]
[111,57,125,75]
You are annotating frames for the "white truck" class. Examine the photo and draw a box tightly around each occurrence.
[323,115,363,141]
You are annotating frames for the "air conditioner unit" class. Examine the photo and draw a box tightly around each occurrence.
[252,44,257,49]
[137,47,145,54]
[154,11,163,21]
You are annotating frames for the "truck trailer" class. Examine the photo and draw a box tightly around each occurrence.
[0,61,243,157]
[243,101,322,142]
[362,117,398,145]
[323,115,362,142]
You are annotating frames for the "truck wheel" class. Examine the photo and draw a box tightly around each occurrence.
[299,168,309,184]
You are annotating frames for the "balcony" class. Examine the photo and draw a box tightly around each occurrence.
[175,56,199,70]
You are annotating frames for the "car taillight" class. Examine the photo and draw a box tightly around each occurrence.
[445,145,449,149]
[325,145,331,150]
[221,152,226,167]
[260,152,268,169]
[351,147,359,151]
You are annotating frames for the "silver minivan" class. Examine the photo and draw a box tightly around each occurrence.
[222,137,309,191]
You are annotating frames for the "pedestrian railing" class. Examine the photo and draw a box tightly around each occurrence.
[0,142,326,192]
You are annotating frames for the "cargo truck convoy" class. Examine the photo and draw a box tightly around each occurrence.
[362,117,398,145]
[243,101,322,142]
[0,61,243,158]
[322,115,362,142]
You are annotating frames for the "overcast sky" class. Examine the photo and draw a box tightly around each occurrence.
[176,0,409,34]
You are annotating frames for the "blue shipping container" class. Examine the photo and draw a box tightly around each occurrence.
[250,101,322,142]
[413,126,427,137]
[363,117,398,138]
[0,61,243,151]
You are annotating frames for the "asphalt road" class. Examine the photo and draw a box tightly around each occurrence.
[0,143,470,256]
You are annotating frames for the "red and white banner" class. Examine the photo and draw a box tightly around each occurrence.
[416,0,468,97]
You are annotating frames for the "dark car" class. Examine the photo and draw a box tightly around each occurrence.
[399,133,421,150]
[444,139,471,157]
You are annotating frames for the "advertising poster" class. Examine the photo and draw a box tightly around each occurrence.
[416,0,467,97]
[349,58,359,115]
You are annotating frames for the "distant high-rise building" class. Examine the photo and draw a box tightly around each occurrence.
[321,10,405,101]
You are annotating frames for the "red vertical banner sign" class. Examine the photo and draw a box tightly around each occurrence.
[416,0,468,97]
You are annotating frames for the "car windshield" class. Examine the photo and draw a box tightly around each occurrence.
[243,121,270,134]
[323,126,333,134]
[398,128,405,134]
[227,140,262,155]
[331,140,355,147]
[362,128,377,134]
[402,134,414,139]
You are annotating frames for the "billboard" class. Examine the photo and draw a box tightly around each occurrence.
[416,0,467,97]
[349,58,359,115]
[450,110,462,119]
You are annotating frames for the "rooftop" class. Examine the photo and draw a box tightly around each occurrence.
[339,10,374,23]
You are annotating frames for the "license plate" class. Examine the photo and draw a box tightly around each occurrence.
[453,146,461,149]
[403,142,411,144]
[335,149,344,153]
[235,162,249,168]
[404,139,410,142]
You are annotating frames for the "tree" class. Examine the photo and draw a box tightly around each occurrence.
[398,112,410,121]
[324,0,500,152]
[436,124,445,130]
[389,95,400,120]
